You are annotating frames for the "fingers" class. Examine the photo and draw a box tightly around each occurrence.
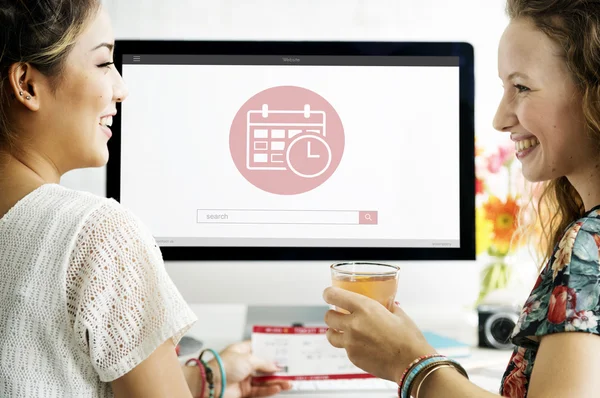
[392,302,407,318]
[325,327,345,348]
[324,309,348,331]
[249,355,280,374]
[323,286,366,313]
[250,383,290,397]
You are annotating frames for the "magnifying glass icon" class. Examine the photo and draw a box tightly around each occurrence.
[365,213,372,221]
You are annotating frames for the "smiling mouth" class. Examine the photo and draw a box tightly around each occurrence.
[515,137,539,152]
[100,116,113,127]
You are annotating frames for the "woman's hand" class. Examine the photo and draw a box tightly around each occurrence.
[323,286,436,383]
[212,341,292,398]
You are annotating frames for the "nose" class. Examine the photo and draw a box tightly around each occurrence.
[492,93,518,133]
[113,71,129,103]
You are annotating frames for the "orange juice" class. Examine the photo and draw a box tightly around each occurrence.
[332,274,398,312]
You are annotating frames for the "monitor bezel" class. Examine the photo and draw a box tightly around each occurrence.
[108,40,475,261]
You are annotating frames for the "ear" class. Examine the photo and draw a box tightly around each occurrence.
[7,63,41,112]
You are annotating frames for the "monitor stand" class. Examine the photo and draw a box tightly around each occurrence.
[242,305,331,339]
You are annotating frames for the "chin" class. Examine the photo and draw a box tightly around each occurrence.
[521,167,552,184]
[88,147,110,168]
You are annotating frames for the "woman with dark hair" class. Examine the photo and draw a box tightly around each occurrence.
[324,1,600,397]
[0,1,291,397]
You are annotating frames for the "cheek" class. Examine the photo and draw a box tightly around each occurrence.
[94,79,113,109]
[61,74,112,118]
[518,101,570,144]
[516,102,550,136]
[75,71,113,112]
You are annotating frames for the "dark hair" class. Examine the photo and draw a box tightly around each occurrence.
[507,0,600,266]
[0,0,101,149]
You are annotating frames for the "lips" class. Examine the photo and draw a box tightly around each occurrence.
[100,115,113,127]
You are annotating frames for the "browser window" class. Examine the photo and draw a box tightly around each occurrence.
[119,55,460,248]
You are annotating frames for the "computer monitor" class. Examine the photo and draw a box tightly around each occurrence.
[108,40,475,265]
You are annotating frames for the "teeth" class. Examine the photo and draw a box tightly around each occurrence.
[516,137,539,152]
[100,116,113,127]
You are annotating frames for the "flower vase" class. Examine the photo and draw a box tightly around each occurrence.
[477,253,513,306]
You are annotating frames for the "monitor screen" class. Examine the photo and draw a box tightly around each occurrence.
[109,41,475,261]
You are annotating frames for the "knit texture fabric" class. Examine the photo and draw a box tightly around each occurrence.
[0,184,197,397]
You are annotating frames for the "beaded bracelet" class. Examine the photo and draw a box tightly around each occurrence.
[400,357,448,398]
[200,349,226,398]
[411,360,469,397]
[202,359,216,398]
[184,358,207,398]
[397,354,444,394]
[400,356,468,398]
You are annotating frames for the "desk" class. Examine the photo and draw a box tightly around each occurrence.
[182,304,512,397]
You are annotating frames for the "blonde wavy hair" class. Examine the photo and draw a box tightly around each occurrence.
[508,0,600,269]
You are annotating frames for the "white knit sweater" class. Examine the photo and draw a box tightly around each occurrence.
[0,184,197,397]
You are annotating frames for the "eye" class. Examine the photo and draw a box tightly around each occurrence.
[513,84,530,93]
[98,62,114,69]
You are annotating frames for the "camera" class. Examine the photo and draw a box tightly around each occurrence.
[477,304,520,350]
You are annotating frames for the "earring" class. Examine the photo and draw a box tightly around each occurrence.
[19,91,23,96]
[25,96,31,100]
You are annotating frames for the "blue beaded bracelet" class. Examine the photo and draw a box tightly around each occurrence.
[400,356,465,398]
[200,349,227,398]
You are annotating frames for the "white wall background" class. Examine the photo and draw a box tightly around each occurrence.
[61,1,532,317]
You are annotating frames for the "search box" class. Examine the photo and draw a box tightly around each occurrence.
[197,210,378,225]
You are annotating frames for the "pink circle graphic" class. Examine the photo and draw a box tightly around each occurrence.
[229,86,345,195]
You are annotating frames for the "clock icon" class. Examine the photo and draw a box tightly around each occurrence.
[286,134,332,178]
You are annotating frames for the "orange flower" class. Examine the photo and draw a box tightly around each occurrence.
[483,195,520,251]
[476,178,484,195]
[475,145,485,157]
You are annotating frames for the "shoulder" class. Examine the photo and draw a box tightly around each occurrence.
[49,185,153,243]
[512,215,600,342]
[29,183,115,222]
[71,192,159,264]
[550,215,600,282]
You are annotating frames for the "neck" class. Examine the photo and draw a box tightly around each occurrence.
[568,162,600,212]
[0,149,61,186]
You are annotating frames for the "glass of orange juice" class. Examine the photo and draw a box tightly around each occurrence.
[330,262,400,312]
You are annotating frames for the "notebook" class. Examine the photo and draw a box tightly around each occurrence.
[422,330,471,358]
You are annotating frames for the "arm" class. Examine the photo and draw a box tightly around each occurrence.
[323,287,501,398]
[113,339,291,398]
[112,340,194,398]
[408,366,498,398]
[526,332,600,397]
[322,219,600,398]
[111,339,226,398]
[71,205,290,398]
[417,331,600,398]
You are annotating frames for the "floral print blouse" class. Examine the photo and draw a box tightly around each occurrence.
[500,206,600,397]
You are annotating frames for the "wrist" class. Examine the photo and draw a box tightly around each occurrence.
[182,363,203,398]
[411,366,460,398]
[395,345,438,385]
[206,359,222,398]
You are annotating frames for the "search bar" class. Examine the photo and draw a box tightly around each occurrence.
[197,210,378,225]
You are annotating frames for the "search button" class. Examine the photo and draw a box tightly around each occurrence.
[359,211,378,225]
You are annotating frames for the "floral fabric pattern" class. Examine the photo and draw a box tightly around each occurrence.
[499,208,600,397]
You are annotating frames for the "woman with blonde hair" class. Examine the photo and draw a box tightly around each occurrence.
[324,1,600,397]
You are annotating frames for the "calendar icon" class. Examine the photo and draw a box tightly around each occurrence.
[229,85,345,195]
[247,104,332,178]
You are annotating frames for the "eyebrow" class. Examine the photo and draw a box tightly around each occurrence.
[507,71,530,80]
[91,42,114,52]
